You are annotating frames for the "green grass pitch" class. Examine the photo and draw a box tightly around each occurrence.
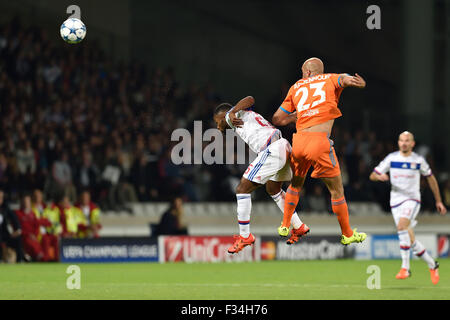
[0,259,449,300]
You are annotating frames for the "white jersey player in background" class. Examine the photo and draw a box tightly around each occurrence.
[213,96,309,254]
[370,131,447,284]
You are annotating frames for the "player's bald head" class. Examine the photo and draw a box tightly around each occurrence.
[302,57,324,78]
[398,131,415,154]
[399,131,415,141]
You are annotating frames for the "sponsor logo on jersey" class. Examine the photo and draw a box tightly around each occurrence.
[301,109,319,118]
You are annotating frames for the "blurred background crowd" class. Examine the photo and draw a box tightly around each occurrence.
[1,17,449,219]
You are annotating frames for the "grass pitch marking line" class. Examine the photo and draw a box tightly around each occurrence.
[79,282,450,290]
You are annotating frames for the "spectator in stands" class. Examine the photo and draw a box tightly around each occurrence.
[75,190,102,238]
[131,153,152,201]
[50,151,76,202]
[0,189,24,263]
[15,193,48,262]
[74,150,99,196]
[16,140,36,189]
[154,196,187,236]
[0,153,10,191]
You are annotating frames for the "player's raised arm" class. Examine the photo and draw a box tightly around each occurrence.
[426,175,448,215]
[227,96,255,127]
[339,73,366,89]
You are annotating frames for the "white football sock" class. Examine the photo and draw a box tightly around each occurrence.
[412,240,436,269]
[271,190,302,229]
[236,194,252,238]
[398,230,411,270]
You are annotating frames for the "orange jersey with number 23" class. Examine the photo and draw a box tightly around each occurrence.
[280,73,345,131]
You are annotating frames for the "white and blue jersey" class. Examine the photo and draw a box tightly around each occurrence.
[374,151,432,208]
[226,110,281,154]
[226,110,292,184]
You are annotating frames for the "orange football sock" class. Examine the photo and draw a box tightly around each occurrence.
[282,186,300,228]
[331,197,353,238]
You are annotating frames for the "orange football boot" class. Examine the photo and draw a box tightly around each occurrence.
[228,234,255,254]
[395,268,411,279]
[430,261,440,285]
[286,224,310,245]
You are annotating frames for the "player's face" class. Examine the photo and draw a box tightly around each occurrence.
[398,134,415,153]
[213,112,228,133]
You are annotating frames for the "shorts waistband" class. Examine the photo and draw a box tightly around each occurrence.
[295,131,330,137]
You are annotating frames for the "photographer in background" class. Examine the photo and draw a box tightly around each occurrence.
[154,196,188,236]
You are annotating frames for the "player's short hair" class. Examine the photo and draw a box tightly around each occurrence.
[214,103,232,115]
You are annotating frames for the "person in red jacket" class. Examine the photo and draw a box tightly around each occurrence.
[32,190,60,262]
[15,194,51,262]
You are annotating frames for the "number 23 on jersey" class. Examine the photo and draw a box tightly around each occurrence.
[294,81,326,112]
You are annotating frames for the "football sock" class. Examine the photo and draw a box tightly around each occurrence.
[398,230,411,270]
[331,197,353,238]
[282,186,301,228]
[236,194,252,238]
[271,190,302,229]
[412,240,435,269]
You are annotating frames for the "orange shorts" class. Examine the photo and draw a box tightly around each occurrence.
[290,131,341,179]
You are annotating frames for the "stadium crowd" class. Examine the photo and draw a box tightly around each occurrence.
[0,17,449,218]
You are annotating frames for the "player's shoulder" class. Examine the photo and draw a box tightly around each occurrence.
[410,151,428,163]
[385,151,400,159]
[239,109,263,121]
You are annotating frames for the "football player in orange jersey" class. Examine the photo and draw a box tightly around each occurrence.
[272,57,367,245]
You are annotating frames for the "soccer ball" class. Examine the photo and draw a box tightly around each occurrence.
[60,18,87,44]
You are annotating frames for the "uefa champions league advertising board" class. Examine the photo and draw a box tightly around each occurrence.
[60,238,159,263]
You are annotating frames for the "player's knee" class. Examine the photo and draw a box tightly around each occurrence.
[291,176,305,189]
[265,183,281,196]
[236,183,249,194]
[397,224,408,232]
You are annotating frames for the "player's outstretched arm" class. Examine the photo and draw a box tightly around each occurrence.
[340,73,366,89]
[227,96,255,127]
[272,109,297,126]
[426,175,448,215]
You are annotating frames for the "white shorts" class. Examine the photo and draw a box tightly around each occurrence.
[391,200,421,228]
[243,138,293,185]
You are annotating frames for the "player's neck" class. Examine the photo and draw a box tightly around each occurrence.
[399,150,412,157]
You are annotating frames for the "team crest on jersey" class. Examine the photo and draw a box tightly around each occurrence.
[410,163,417,169]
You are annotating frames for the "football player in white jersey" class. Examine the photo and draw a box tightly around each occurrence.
[213,96,309,254]
[370,131,447,284]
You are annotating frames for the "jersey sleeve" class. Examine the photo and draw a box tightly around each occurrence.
[373,155,390,174]
[279,86,295,114]
[419,157,433,177]
[331,73,347,91]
